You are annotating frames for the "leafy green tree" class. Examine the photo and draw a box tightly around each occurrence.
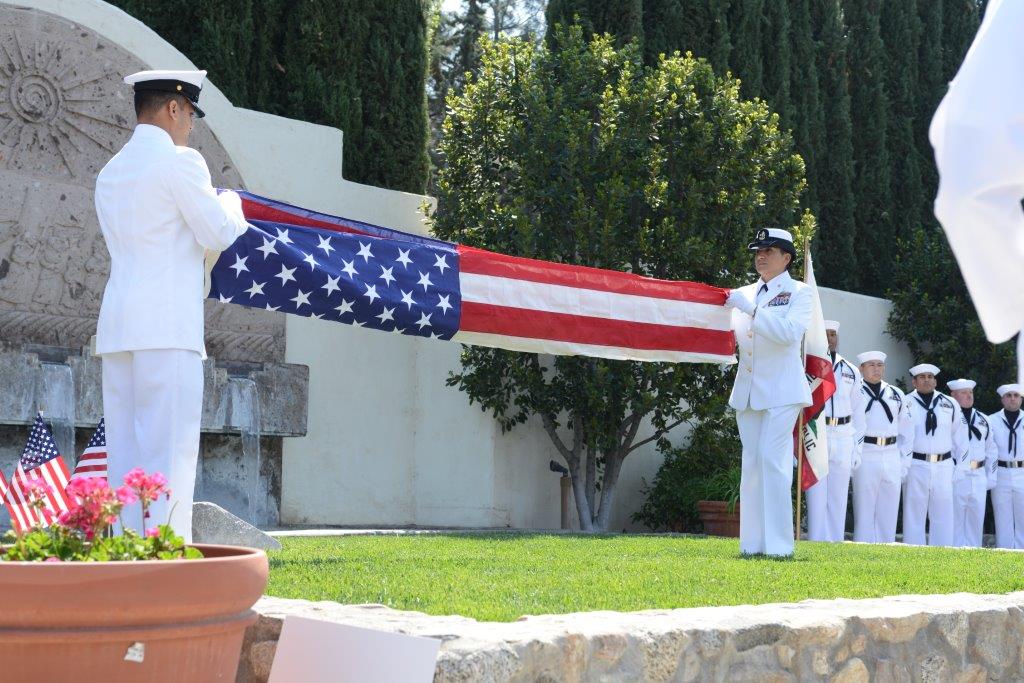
[432,26,813,530]
[888,229,1014,413]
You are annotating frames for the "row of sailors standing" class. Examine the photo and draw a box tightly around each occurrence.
[807,320,1024,548]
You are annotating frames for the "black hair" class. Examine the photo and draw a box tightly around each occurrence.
[134,91,187,119]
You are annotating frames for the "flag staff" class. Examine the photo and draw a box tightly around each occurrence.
[794,237,810,541]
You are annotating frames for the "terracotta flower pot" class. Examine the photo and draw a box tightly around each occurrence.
[697,500,741,537]
[0,544,268,683]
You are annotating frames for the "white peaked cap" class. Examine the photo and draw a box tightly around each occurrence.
[909,363,940,377]
[124,69,207,88]
[857,351,887,364]
[997,384,1023,397]
[824,320,840,331]
[947,378,976,391]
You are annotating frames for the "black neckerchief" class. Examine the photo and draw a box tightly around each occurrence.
[916,392,937,435]
[1005,410,1021,455]
[963,407,982,441]
[864,381,893,423]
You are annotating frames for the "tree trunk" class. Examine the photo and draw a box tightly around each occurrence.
[585,443,597,515]
[593,450,625,531]
[568,457,595,531]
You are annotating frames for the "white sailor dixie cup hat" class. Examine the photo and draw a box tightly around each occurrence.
[124,69,207,118]
[747,228,796,257]
[857,351,887,364]
[909,363,940,377]
[824,320,840,331]
[947,378,976,391]
[997,384,1023,396]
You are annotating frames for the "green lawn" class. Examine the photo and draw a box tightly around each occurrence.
[266,533,1024,622]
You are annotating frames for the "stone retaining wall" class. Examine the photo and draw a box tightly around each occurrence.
[237,592,1024,681]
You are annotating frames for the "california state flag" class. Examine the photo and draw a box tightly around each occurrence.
[799,251,837,490]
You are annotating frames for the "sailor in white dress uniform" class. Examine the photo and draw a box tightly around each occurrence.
[806,320,865,542]
[899,364,969,547]
[947,378,997,548]
[989,383,1024,549]
[852,351,905,543]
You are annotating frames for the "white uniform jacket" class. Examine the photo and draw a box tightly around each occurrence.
[824,354,866,441]
[729,271,813,411]
[94,124,249,356]
[988,410,1024,465]
[962,408,998,486]
[899,391,969,475]
[860,381,904,452]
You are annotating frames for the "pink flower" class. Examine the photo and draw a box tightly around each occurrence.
[44,557,62,562]
[116,486,138,505]
[123,469,170,505]
[145,527,160,538]
[60,476,123,538]
[22,480,53,508]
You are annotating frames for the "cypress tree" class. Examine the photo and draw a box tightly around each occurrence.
[942,0,980,80]
[760,0,793,127]
[453,0,488,90]
[809,0,857,289]
[880,0,924,245]
[845,0,891,296]
[788,0,823,213]
[641,0,731,72]
[915,0,944,224]
[110,0,433,195]
[545,0,644,46]
[726,0,765,100]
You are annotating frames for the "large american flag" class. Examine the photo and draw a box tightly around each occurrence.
[209,192,736,364]
[71,419,107,480]
[0,413,72,533]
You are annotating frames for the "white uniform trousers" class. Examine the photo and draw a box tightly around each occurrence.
[102,349,203,543]
[953,468,988,547]
[736,404,801,556]
[902,459,954,546]
[852,449,901,543]
[992,467,1024,549]
[806,433,853,542]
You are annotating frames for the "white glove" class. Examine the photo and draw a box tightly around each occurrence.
[900,456,911,482]
[851,449,862,471]
[725,289,756,315]
[203,249,222,298]
[217,188,244,217]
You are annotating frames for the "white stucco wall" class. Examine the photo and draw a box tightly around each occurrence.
[21,0,918,532]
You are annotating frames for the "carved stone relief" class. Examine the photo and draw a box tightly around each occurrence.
[0,6,285,361]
